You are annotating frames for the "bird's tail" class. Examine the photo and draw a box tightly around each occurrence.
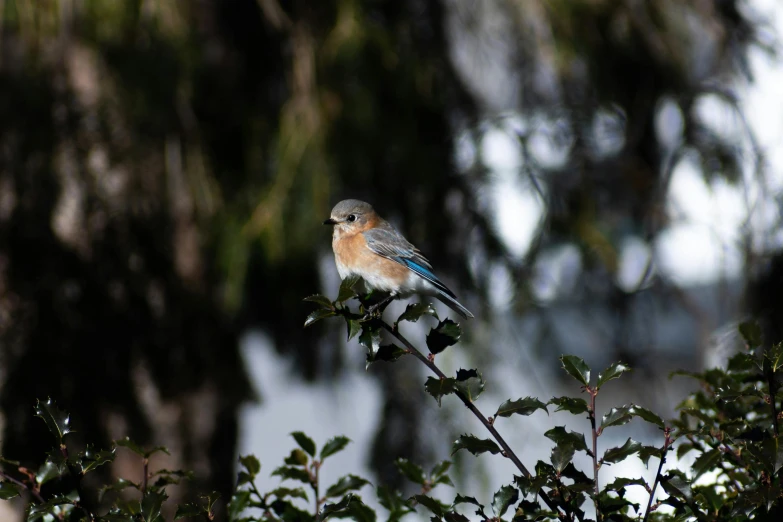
[435,291,474,320]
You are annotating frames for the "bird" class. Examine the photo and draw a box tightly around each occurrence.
[324,199,473,319]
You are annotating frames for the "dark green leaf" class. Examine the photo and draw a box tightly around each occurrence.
[141,491,167,522]
[691,449,721,479]
[768,343,783,373]
[37,453,68,485]
[452,435,501,457]
[337,275,361,303]
[284,448,309,466]
[738,320,762,347]
[395,458,425,485]
[551,444,575,474]
[549,396,589,415]
[544,426,589,453]
[321,436,352,459]
[559,355,590,386]
[325,475,371,498]
[377,486,414,521]
[238,454,261,476]
[291,432,316,457]
[346,319,362,341]
[397,303,439,324]
[640,445,662,467]
[604,477,648,492]
[452,494,483,508]
[0,482,20,500]
[495,397,548,418]
[661,472,693,503]
[601,406,634,429]
[454,369,484,402]
[115,438,169,458]
[629,405,665,428]
[270,487,309,501]
[28,495,74,516]
[358,326,382,354]
[34,398,72,443]
[304,294,333,309]
[412,495,448,517]
[426,319,461,354]
[228,490,251,520]
[491,485,518,518]
[174,504,204,520]
[322,494,376,522]
[425,377,456,406]
[596,362,631,389]
[365,344,407,368]
[602,438,642,465]
[79,445,116,474]
[430,460,451,480]
[271,466,312,484]
[305,308,336,327]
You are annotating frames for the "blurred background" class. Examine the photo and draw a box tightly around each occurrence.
[1,0,782,517]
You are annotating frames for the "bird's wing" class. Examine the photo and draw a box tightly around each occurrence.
[363,225,456,298]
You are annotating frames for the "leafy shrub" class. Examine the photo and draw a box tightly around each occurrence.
[2,278,782,521]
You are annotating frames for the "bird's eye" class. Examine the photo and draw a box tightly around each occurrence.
[347,214,357,222]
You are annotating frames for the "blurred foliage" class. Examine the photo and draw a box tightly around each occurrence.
[0,0,778,503]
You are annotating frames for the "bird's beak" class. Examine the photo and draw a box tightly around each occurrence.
[323,218,337,225]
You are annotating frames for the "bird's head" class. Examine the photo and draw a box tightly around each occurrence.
[324,199,377,233]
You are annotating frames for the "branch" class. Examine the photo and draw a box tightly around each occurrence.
[0,469,45,503]
[378,321,572,520]
[642,428,672,522]
[587,388,600,521]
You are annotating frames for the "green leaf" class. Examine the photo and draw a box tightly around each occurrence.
[37,452,68,485]
[454,369,485,402]
[738,320,762,347]
[430,460,451,480]
[601,406,634,430]
[426,319,461,354]
[358,326,382,354]
[452,435,501,457]
[452,494,483,508]
[325,475,371,498]
[34,398,72,443]
[322,494,376,522]
[629,405,665,428]
[269,487,309,501]
[559,355,591,386]
[491,485,518,518]
[549,396,589,415]
[768,343,783,373]
[79,445,116,474]
[365,344,407,368]
[141,491,167,522]
[604,476,648,492]
[28,495,74,516]
[291,432,317,457]
[397,302,439,324]
[304,294,333,309]
[544,426,589,453]
[395,458,425,485]
[411,494,449,517]
[0,481,20,500]
[238,454,261,476]
[691,449,722,479]
[377,486,414,521]
[596,362,631,389]
[425,377,456,406]
[346,319,362,341]
[271,465,312,484]
[602,438,642,465]
[551,444,575,474]
[337,275,361,303]
[640,445,662,467]
[661,472,693,503]
[321,436,352,459]
[174,504,204,520]
[284,448,309,466]
[495,397,548,418]
[115,438,169,458]
[305,308,336,327]
[228,490,251,520]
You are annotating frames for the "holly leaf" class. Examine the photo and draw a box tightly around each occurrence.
[291,432,317,457]
[452,435,501,457]
[366,345,407,368]
[601,406,634,430]
[321,436,351,460]
[0,482,20,500]
[596,362,631,389]
[491,485,518,518]
[544,426,589,453]
[559,355,590,386]
[337,275,361,303]
[602,438,642,465]
[738,321,762,347]
[495,397,548,418]
[551,444,575,474]
[454,369,485,402]
[325,475,371,498]
[397,303,439,324]
[303,294,333,309]
[395,459,425,485]
[425,377,456,406]
[549,396,589,415]
[426,320,461,354]
[34,398,72,443]
[305,308,335,327]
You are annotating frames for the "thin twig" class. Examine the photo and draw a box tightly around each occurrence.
[643,428,672,522]
[379,321,573,520]
[588,388,600,521]
[0,469,45,503]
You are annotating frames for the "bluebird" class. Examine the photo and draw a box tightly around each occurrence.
[324,199,473,319]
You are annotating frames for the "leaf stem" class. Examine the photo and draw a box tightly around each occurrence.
[379,321,572,520]
[643,428,672,522]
